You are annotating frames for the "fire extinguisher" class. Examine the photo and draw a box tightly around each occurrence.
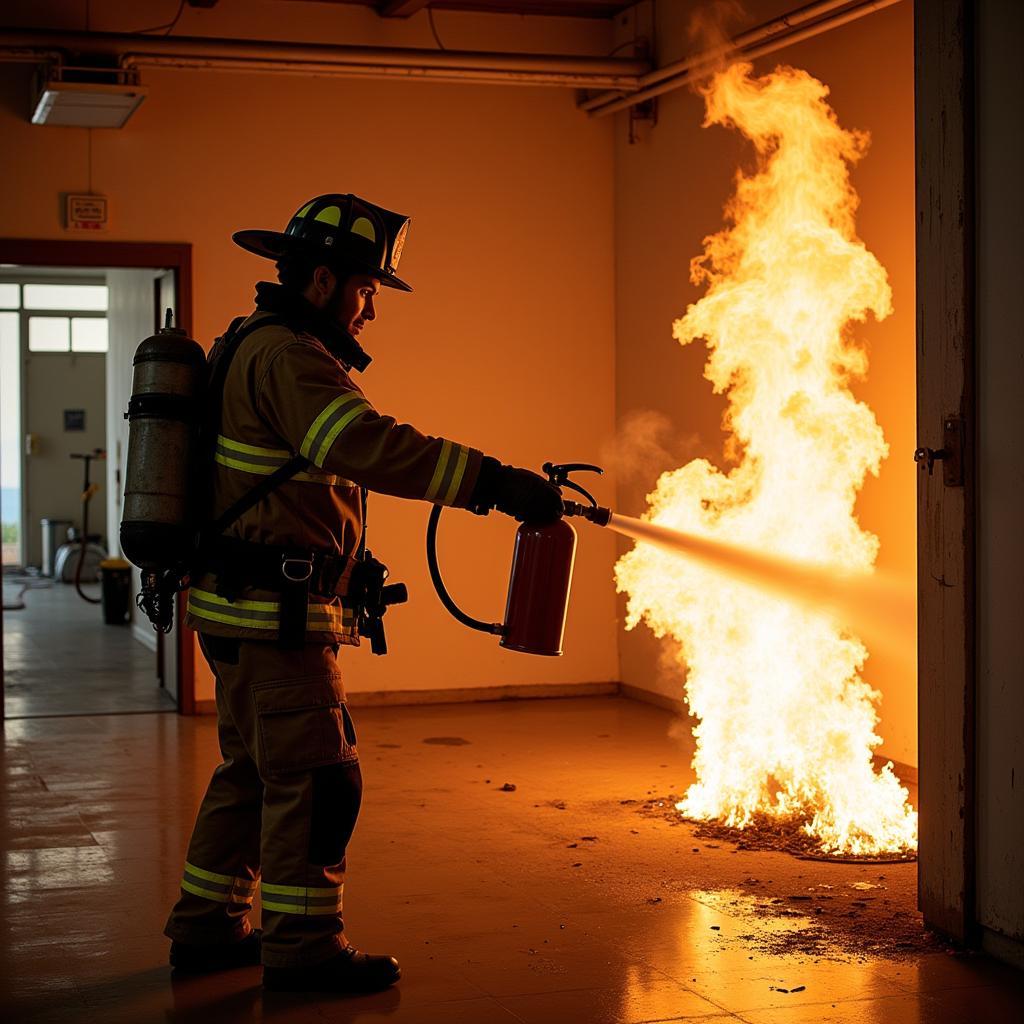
[426,462,611,657]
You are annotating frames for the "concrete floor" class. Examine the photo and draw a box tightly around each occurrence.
[1,695,1022,1023]
[2,578,173,718]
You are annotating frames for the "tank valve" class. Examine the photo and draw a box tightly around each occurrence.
[543,462,612,527]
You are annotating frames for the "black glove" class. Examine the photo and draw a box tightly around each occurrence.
[470,457,564,525]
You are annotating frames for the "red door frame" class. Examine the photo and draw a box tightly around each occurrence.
[0,238,196,716]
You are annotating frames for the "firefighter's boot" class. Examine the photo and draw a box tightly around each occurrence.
[262,946,401,992]
[170,930,262,974]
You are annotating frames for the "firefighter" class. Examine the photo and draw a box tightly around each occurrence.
[163,194,563,991]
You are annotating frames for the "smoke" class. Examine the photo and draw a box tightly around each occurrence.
[686,0,748,85]
[602,410,701,486]
[688,0,747,53]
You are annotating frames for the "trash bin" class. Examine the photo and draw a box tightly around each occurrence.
[99,558,132,625]
[40,518,74,577]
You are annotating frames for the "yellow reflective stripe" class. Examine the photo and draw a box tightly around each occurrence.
[312,403,369,468]
[314,205,342,226]
[191,589,278,612]
[262,882,344,898]
[261,899,344,916]
[215,452,275,476]
[186,860,260,892]
[424,440,453,502]
[351,216,376,242]
[184,864,234,888]
[188,589,354,632]
[214,451,343,486]
[181,879,232,903]
[300,394,365,462]
[217,435,290,459]
[440,445,470,506]
[188,605,278,630]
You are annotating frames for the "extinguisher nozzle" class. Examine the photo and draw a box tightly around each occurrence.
[562,500,612,527]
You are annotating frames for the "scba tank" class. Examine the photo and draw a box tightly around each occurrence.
[120,314,207,573]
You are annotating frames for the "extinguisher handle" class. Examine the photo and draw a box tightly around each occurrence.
[543,462,604,509]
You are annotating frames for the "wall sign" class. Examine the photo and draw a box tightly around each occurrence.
[64,409,85,431]
[65,193,108,232]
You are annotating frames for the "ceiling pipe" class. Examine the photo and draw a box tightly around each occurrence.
[0,29,648,90]
[579,0,858,112]
[585,0,904,118]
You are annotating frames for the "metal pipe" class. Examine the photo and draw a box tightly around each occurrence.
[122,55,640,89]
[0,28,647,90]
[586,0,904,118]
[580,0,858,112]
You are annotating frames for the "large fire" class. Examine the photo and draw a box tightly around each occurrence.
[615,62,917,857]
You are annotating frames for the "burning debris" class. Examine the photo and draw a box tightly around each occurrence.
[616,62,917,859]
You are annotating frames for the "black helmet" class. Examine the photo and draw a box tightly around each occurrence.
[232,193,412,292]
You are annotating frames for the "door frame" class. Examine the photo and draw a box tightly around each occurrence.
[914,0,977,943]
[0,238,195,717]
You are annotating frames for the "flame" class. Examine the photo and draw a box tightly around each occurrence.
[615,62,917,857]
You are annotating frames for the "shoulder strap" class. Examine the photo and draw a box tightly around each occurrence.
[207,455,308,538]
[195,314,310,553]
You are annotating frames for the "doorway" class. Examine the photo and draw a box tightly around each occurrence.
[0,239,194,719]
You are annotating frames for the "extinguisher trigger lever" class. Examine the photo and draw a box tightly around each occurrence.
[543,462,603,507]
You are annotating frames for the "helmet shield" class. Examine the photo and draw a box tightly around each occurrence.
[233,193,413,292]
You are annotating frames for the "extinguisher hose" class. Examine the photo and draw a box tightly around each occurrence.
[426,505,505,636]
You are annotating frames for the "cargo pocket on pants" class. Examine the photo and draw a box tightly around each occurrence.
[252,674,358,777]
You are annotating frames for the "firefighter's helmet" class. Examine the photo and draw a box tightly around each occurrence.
[233,193,412,292]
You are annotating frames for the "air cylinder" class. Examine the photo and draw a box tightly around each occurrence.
[120,321,207,572]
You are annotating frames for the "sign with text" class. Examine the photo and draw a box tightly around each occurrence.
[65,193,108,232]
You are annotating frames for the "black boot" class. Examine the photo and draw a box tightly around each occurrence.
[263,946,401,992]
[169,930,262,973]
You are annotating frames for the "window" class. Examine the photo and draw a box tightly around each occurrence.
[0,283,19,308]
[28,316,70,352]
[71,317,108,352]
[23,283,108,311]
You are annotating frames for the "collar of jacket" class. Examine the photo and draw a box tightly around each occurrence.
[253,281,371,373]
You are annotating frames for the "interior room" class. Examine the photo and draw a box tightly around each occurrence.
[0,1,1020,1022]
[2,264,178,717]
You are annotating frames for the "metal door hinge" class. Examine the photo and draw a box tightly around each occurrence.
[914,415,964,486]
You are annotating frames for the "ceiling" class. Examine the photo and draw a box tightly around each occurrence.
[274,1,634,19]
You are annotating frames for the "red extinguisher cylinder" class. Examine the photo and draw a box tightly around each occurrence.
[500,518,578,657]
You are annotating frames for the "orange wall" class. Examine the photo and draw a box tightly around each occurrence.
[612,0,917,765]
[0,1,621,700]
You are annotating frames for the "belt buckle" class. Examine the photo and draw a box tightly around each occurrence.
[281,555,313,583]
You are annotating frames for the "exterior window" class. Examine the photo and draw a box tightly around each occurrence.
[0,283,19,308]
[23,283,108,311]
[71,317,108,353]
[28,316,70,352]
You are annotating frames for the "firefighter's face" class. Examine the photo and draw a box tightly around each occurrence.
[310,266,380,339]
[334,275,380,339]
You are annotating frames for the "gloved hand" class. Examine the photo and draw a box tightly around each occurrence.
[470,458,564,525]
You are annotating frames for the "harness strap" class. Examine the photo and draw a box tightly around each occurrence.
[198,313,319,649]
[205,537,348,601]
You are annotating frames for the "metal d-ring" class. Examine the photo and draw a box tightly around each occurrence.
[281,556,313,583]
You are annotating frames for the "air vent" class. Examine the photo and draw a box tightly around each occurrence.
[31,65,147,128]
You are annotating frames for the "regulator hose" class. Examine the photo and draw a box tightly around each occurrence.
[426,504,504,636]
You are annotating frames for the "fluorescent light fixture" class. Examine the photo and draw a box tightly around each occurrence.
[32,77,147,129]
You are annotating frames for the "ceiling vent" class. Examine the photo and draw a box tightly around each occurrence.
[31,64,147,128]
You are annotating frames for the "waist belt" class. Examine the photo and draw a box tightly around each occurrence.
[201,536,350,650]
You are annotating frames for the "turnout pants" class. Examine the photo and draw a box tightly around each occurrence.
[164,635,362,968]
